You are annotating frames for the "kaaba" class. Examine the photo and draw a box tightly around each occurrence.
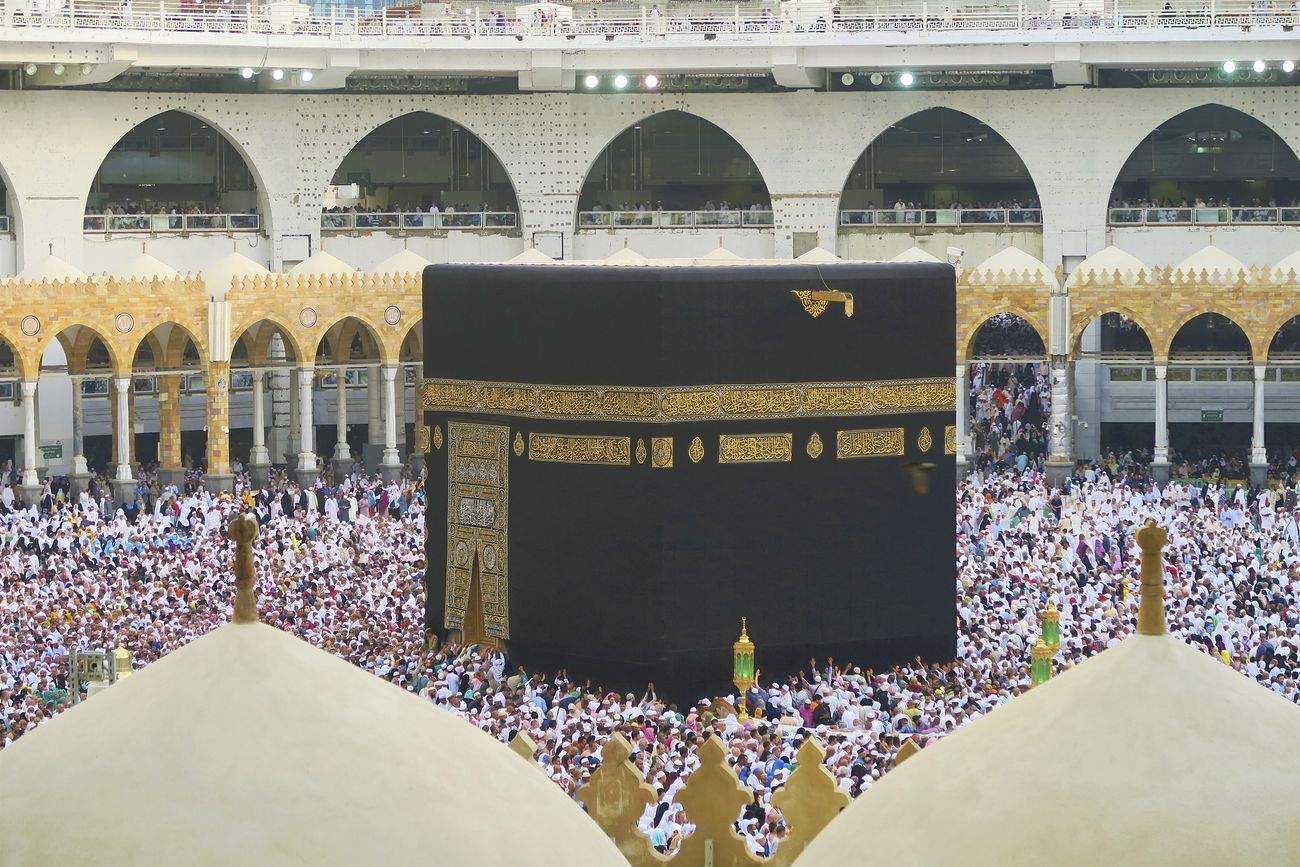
[422,262,956,701]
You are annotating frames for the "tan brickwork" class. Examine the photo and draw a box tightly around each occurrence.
[205,361,232,478]
[157,374,182,471]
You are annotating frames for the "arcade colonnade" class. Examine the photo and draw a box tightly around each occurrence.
[6,88,1300,272]
[956,243,1300,484]
[3,251,422,502]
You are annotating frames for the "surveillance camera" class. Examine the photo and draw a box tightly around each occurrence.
[946,246,965,264]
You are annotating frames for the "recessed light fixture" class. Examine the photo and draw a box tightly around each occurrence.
[240,67,255,79]
[271,68,285,81]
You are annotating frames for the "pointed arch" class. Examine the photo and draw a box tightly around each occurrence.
[1069,307,1156,356]
[576,110,772,220]
[961,310,1048,360]
[1166,311,1252,360]
[128,321,206,372]
[315,315,388,365]
[232,317,304,367]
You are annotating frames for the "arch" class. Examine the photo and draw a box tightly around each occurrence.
[837,107,1042,216]
[1166,311,1252,359]
[1069,307,1156,356]
[41,323,123,377]
[399,318,423,363]
[0,329,24,381]
[315,315,388,366]
[1267,313,1300,359]
[1108,103,1300,222]
[960,310,1048,361]
[127,321,206,372]
[324,110,520,216]
[84,109,269,231]
[575,110,773,219]
[231,317,304,367]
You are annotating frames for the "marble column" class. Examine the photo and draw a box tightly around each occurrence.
[248,371,271,487]
[111,376,136,503]
[18,380,40,504]
[379,364,402,481]
[954,363,969,473]
[368,363,384,447]
[409,373,426,478]
[1250,363,1268,486]
[294,365,319,487]
[1152,364,1170,483]
[286,371,301,470]
[204,361,233,493]
[69,382,91,495]
[156,373,184,490]
[331,368,352,479]
[1045,359,1074,483]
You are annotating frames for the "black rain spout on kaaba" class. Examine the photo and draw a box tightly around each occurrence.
[422,261,956,701]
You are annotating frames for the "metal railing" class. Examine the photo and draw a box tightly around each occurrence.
[9,0,1300,41]
[82,213,260,233]
[1108,206,1300,226]
[577,210,774,229]
[839,208,1042,227]
[320,211,518,231]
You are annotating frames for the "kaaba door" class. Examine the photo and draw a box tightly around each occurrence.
[445,420,510,642]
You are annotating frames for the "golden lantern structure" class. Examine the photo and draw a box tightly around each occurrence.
[732,618,756,721]
[113,647,133,680]
[1030,638,1052,687]
[1041,602,1060,651]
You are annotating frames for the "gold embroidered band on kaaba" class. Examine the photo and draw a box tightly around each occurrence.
[422,377,954,423]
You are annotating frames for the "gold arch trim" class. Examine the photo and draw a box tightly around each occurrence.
[422,377,955,423]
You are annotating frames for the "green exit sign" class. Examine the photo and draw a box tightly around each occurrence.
[39,443,62,460]
[1201,409,1224,423]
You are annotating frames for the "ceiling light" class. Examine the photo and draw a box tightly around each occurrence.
[240,67,254,79]
[80,63,92,75]
[271,68,284,81]
[52,63,64,75]
[584,74,598,89]
[1285,60,1296,73]
[1253,59,1266,73]
[869,72,884,86]
[643,74,659,89]
[841,72,855,85]
[899,71,914,86]
[300,70,314,82]
[1222,60,1236,73]
[23,63,35,76]
[613,74,628,89]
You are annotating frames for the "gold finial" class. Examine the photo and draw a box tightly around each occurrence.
[227,513,260,623]
[1135,519,1169,635]
[739,616,748,641]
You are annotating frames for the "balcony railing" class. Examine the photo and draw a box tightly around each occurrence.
[839,208,1042,227]
[320,211,518,231]
[577,210,774,229]
[83,213,261,233]
[10,0,1300,40]
[1108,206,1300,226]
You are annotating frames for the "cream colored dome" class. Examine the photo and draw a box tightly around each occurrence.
[200,252,271,298]
[603,245,646,264]
[1176,243,1246,282]
[794,247,842,264]
[509,247,557,264]
[1065,245,1146,288]
[0,622,624,866]
[374,248,434,274]
[699,245,743,262]
[19,253,86,283]
[287,249,356,277]
[889,246,941,264]
[793,633,1300,867]
[1272,248,1300,281]
[118,252,181,281]
[973,245,1059,290]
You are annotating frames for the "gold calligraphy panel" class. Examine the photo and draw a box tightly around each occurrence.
[423,377,954,423]
[837,428,905,459]
[528,434,632,465]
[944,425,957,455]
[446,421,509,640]
[718,433,793,464]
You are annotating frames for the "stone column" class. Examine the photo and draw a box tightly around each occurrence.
[248,371,271,487]
[1152,364,1170,483]
[111,376,136,503]
[156,373,184,490]
[266,333,292,467]
[204,361,233,493]
[69,382,91,495]
[409,373,426,478]
[286,371,301,471]
[1250,363,1268,486]
[331,368,352,479]
[127,388,138,471]
[18,380,40,504]
[368,363,384,449]
[1045,360,1073,483]
[954,363,969,474]
[294,365,319,486]
[379,364,403,481]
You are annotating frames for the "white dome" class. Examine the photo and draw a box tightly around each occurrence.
[794,247,842,264]
[1065,245,1146,288]
[19,253,86,283]
[794,633,1300,867]
[889,246,942,264]
[118,252,181,281]
[604,245,647,264]
[287,249,356,277]
[373,248,433,274]
[699,245,743,262]
[509,247,557,265]
[0,622,624,866]
[1176,243,1247,282]
[973,245,1059,290]
[200,252,271,298]
[1272,248,1300,281]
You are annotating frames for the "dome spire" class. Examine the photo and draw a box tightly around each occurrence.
[228,513,260,623]
[1135,519,1168,635]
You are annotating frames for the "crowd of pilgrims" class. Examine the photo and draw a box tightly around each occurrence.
[6,450,1300,856]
